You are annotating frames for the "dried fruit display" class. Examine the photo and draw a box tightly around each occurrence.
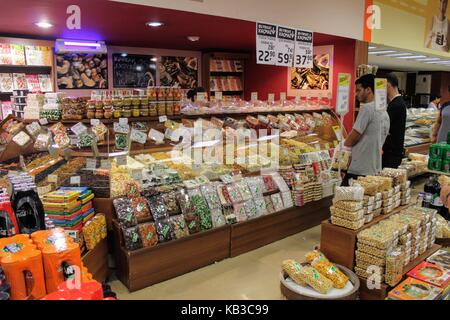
[159,56,198,89]
[290,53,330,90]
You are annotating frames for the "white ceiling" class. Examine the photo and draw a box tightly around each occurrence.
[368,44,450,72]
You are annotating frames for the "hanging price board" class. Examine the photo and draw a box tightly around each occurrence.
[256,22,277,65]
[375,78,388,111]
[336,73,351,115]
[294,29,314,68]
[276,26,295,67]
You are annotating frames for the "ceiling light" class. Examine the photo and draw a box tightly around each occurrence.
[64,41,101,48]
[146,21,164,27]
[151,57,158,62]
[187,36,200,42]
[368,50,397,55]
[416,57,441,62]
[121,53,128,57]
[368,46,377,50]
[382,53,413,57]
[35,21,53,28]
[396,55,427,59]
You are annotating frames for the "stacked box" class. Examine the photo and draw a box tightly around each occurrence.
[24,93,45,120]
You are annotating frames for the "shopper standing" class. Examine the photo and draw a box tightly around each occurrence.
[342,74,390,186]
[432,101,450,143]
[428,94,441,110]
[382,73,407,169]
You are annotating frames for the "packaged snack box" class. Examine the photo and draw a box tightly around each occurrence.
[427,250,450,272]
[388,277,442,300]
[407,261,450,288]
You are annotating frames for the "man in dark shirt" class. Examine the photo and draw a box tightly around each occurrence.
[383,73,407,169]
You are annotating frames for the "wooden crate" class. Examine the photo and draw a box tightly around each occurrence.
[82,237,109,283]
[112,220,231,292]
[230,197,332,257]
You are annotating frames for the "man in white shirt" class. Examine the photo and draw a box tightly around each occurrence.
[342,74,390,186]
[428,95,441,110]
[425,0,450,52]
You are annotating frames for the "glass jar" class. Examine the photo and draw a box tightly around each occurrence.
[157,102,166,116]
[113,109,122,118]
[132,95,140,107]
[158,87,166,101]
[140,109,149,117]
[166,101,174,116]
[166,87,174,101]
[148,87,157,101]
[104,110,113,119]
[95,100,104,111]
[122,109,132,118]
[95,110,104,119]
[123,96,132,107]
[173,101,181,115]
[140,97,149,108]
[87,109,95,119]
[149,102,158,117]
[132,108,140,118]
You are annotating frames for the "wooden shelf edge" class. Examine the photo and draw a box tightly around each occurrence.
[403,244,441,276]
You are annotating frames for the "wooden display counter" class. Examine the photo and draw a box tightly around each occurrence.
[320,205,411,270]
[230,197,332,257]
[81,238,109,283]
[405,143,431,156]
[112,220,231,292]
[357,244,441,300]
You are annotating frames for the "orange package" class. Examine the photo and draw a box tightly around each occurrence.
[0,238,46,300]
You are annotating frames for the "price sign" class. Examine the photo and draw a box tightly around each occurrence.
[276,26,295,67]
[39,118,48,125]
[71,122,87,136]
[256,22,277,65]
[47,174,58,183]
[336,73,351,115]
[375,78,387,111]
[251,92,258,102]
[116,155,128,166]
[119,118,128,125]
[131,169,143,180]
[215,91,223,101]
[280,92,287,102]
[85,158,97,170]
[196,92,206,102]
[159,115,168,123]
[100,159,112,170]
[90,119,100,126]
[268,93,275,103]
[294,29,314,68]
[70,176,81,185]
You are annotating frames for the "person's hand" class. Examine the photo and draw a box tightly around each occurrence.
[431,134,437,144]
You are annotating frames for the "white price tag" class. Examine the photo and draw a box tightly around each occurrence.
[85,158,97,170]
[119,118,128,125]
[196,92,206,102]
[215,91,223,101]
[116,155,128,166]
[251,92,258,102]
[275,26,295,67]
[280,92,287,102]
[256,22,277,65]
[131,169,143,180]
[336,73,351,115]
[39,118,48,125]
[70,137,79,146]
[100,159,112,170]
[294,29,314,68]
[70,176,81,185]
[159,115,168,123]
[47,174,58,183]
[268,94,275,103]
[90,119,100,126]
[148,128,165,143]
[71,122,87,136]
[375,78,388,111]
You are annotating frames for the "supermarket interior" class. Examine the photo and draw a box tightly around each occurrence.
[0,0,449,302]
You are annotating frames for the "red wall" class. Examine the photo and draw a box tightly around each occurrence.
[245,39,356,133]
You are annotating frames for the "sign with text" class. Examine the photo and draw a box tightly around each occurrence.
[294,29,314,68]
[256,22,277,65]
[375,78,387,111]
[336,73,351,115]
[276,26,296,67]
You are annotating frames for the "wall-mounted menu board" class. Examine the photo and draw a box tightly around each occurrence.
[113,54,156,88]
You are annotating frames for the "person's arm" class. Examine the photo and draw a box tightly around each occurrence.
[431,111,442,143]
[344,129,362,147]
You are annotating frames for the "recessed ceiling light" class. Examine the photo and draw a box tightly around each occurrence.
[146,21,164,27]
[151,57,158,62]
[368,50,397,55]
[121,53,128,57]
[368,46,377,50]
[187,36,200,42]
[382,53,413,57]
[35,21,53,29]
[396,55,427,59]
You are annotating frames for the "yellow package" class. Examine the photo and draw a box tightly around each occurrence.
[306,250,349,289]
[299,266,334,294]
[282,259,307,287]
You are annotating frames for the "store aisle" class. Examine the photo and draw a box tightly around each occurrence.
[109,226,321,300]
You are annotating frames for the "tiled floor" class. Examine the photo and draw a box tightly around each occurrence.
[109,226,321,300]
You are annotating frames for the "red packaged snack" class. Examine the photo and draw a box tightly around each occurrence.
[407,261,450,288]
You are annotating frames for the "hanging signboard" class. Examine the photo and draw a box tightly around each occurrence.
[256,22,277,65]
[336,73,351,115]
[276,26,296,67]
[294,29,314,68]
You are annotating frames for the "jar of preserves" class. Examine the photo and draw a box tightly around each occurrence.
[104,110,113,119]
[149,102,158,117]
[148,87,157,101]
[173,101,181,115]
[95,100,104,111]
[95,110,104,119]
[140,109,149,117]
[158,87,166,101]
[140,96,149,108]
[157,102,166,116]
[122,109,132,118]
[132,108,140,118]
[132,95,140,107]
[166,101,174,116]
[166,87,174,101]
[123,95,132,107]
[113,109,122,118]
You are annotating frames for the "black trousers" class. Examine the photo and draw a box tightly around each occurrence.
[382,154,403,169]
[341,173,363,187]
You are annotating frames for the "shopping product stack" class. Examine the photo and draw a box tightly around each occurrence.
[388,249,450,300]
[40,92,65,121]
[355,176,393,216]
[42,187,95,234]
[271,172,294,209]
[24,93,45,120]
[354,207,438,288]
[11,89,29,119]
[428,142,450,173]
[330,185,365,230]
[82,214,107,251]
